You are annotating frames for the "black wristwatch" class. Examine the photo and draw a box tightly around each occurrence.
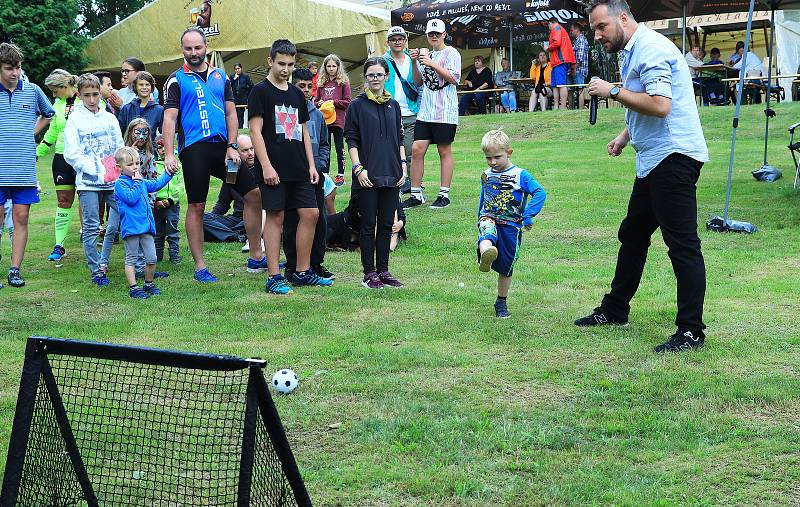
[609,86,621,99]
[227,142,238,149]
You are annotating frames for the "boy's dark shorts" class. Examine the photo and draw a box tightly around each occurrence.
[260,180,317,211]
[414,120,457,145]
[179,142,258,204]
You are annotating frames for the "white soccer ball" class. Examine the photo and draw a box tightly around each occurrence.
[271,369,299,394]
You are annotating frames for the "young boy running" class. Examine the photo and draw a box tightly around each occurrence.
[248,39,332,294]
[476,130,546,318]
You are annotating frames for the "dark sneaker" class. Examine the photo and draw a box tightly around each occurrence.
[129,286,150,299]
[247,256,268,273]
[654,329,705,353]
[92,273,110,287]
[402,195,425,209]
[48,245,66,261]
[170,255,182,264]
[313,264,335,280]
[479,246,498,272]
[362,271,384,289]
[154,271,169,279]
[494,300,511,318]
[7,269,24,288]
[377,271,404,288]
[194,268,218,283]
[334,174,345,187]
[266,274,293,295]
[399,179,412,194]
[143,282,161,296]
[574,307,629,327]
[429,194,451,209]
[289,269,333,287]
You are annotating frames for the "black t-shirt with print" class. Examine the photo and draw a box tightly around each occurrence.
[248,79,310,181]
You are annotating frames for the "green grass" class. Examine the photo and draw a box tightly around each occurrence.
[1,102,800,505]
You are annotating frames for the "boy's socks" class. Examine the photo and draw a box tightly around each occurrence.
[411,186,424,200]
[496,296,507,304]
[438,186,450,197]
[54,207,73,246]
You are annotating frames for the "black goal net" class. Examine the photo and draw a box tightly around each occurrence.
[0,337,312,507]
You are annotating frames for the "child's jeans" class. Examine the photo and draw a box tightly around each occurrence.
[79,190,118,276]
[154,203,181,261]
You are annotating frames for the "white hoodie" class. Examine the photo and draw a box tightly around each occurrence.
[63,103,124,191]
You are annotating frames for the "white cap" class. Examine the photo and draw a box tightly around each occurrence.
[387,26,407,39]
[425,19,446,34]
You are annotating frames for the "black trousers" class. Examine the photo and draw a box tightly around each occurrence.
[329,126,345,175]
[358,186,396,274]
[283,180,326,271]
[236,105,246,129]
[601,153,706,333]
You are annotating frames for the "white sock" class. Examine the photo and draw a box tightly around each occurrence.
[438,186,450,197]
[411,186,424,199]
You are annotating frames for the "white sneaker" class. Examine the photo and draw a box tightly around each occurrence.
[241,240,250,253]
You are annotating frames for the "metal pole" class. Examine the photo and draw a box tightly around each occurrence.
[682,0,687,55]
[723,0,757,223]
[761,6,777,167]
[509,19,513,71]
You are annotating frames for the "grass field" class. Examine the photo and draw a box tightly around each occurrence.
[1,101,799,505]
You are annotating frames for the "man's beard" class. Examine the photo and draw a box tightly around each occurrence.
[602,24,626,53]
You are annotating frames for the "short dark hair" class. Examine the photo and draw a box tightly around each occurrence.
[292,68,313,84]
[570,22,584,32]
[180,27,207,46]
[0,42,23,67]
[270,39,296,60]
[234,63,242,69]
[735,41,745,50]
[94,70,112,83]
[710,47,721,56]
[122,57,145,72]
[132,70,156,90]
[362,56,388,76]
[474,55,485,63]
[587,0,633,16]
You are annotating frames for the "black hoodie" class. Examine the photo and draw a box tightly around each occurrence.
[344,92,404,188]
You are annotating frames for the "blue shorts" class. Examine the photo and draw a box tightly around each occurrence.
[0,186,39,205]
[477,219,523,277]
[568,73,586,86]
[551,63,570,87]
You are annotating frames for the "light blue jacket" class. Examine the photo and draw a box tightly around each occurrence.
[383,50,420,116]
[114,172,173,238]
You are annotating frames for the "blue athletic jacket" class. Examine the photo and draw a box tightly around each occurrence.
[114,172,174,239]
[174,64,228,151]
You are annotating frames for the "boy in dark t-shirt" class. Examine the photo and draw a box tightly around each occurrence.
[249,39,333,295]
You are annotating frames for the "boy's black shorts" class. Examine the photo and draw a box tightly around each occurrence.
[414,120,457,145]
[260,180,317,211]
[179,142,258,204]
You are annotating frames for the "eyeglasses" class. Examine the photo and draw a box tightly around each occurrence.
[389,38,406,44]
[120,69,134,74]
[365,73,386,81]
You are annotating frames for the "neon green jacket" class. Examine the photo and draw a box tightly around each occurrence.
[37,96,81,156]
[155,160,184,205]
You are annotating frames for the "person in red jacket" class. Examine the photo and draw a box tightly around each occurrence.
[548,17,576,110]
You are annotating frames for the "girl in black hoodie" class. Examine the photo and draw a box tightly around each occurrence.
[344,57,407,289]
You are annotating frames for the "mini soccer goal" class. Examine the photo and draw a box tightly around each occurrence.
[0,337,312,507]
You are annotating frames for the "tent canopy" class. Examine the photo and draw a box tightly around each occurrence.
[629,0,800,22]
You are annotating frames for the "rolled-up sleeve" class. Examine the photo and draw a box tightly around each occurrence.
[638,47,673,99]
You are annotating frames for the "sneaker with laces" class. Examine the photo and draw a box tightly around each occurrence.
[494,300,511,318]
[429,194,451,209]
[654,329,705,353]
[313,264,335,280]
[143,282,161,296]
[290,269,333,287]
[479,246,498,272]
[129,286,150,299]
[574,307,629,327]
[7,269,24,288]
[334,174,345,187]
[266,274,293,295]
[92,273,110,287]
[362,271,384,289]
[247,256,268,273]
[377,271,403,288]
[402,195,425,209]
[194,268,218,283]
[48,245,66,261]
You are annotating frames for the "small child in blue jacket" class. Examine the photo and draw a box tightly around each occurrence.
[113,147,176,299]
[477,130,546,318]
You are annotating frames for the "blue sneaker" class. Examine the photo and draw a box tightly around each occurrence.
[92,273,110,287]
[48,245,66,261]
[289,269,333,287]
[154,271,169,279]
[194,268,218,283]
[247,256,268,273]
[494,300,511,319]
[143,282,161,296]
[266,274,293,295]
[129,286,150,299]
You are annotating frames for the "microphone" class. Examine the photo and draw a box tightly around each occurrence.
[589,95,598,125]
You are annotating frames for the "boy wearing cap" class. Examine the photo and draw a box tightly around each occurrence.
[384,26,421,194]
[404,18,461,210]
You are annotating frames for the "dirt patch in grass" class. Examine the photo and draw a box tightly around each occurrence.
[496,380,576,409]
[723,400,800,427]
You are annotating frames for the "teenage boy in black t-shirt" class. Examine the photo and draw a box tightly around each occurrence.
[249,39,333,294]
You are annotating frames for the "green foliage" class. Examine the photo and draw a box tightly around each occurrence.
[76,0,150,38]
[0,0,88,87]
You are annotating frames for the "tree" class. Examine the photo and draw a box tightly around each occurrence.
[0,0,88,87]
[76,0,150,38]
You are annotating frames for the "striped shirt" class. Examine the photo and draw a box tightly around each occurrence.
[0,79,55,186]
[573,34,589,77]
[417,46,461,125]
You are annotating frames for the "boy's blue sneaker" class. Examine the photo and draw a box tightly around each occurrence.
[194,268,218,283]
[7,269,24,288]
[247,256,268,273]
[266,274,293,295]
[129,286,150,299]
[48,245,66,261]
[92,273,110,287]
[494,300,511,319]
[154,271,169,279]
[143,282,161,296]
[289,269,333,287]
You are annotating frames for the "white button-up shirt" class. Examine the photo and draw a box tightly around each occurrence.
[621,24,709,178]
